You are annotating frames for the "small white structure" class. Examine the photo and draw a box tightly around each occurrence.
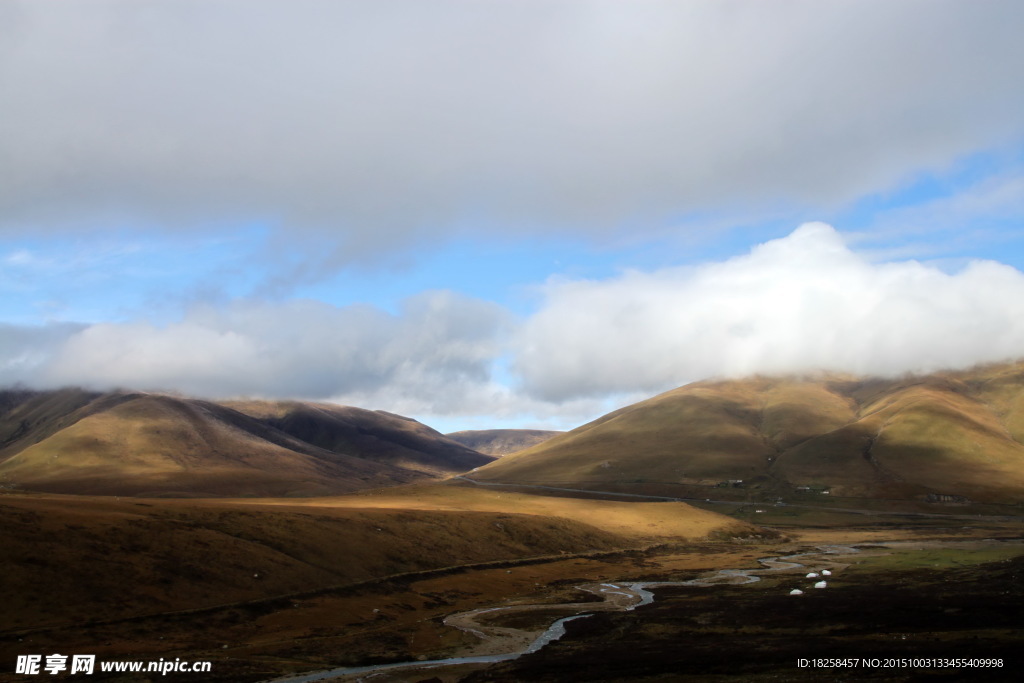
[821,569,832,576]
[789,589,804,595]
[806,572,819,578]
[814,580,827,589]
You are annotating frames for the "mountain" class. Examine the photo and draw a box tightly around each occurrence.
[470,363,1024,504]
[445,428,563,456]
[0,390,490,497]
[224,400,493,475]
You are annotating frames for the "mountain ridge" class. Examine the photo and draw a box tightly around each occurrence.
[471,363,1024,504]
[0,390,491,497]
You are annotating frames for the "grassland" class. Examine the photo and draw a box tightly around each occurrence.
[4,366,1024,681]
[0,491,642,633]
[2,485,1019,682]
[245,481,757,542]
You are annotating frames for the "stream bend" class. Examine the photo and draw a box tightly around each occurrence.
[267,545,858,682]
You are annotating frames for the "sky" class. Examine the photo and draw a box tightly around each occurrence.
[2,0,1024,433]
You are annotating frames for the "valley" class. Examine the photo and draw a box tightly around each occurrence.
[7,6,1023,681]
[3,365,1024,681]
[3,490,1019,682]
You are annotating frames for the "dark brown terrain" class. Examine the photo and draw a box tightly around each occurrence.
[465,538,1023,683]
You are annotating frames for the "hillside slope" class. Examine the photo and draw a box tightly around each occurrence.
[0,392,432,496]
[0,391,493,497]
[225,400,493,475]
[446,429,563,456]
[472,364,1024,504]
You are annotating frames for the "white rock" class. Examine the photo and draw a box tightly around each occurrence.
[822,569,832,576]
[814,581,827,589]
[789,589,804,595]
[806,572,819,578]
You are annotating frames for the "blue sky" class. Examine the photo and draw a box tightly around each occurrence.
[2,1,1024,432]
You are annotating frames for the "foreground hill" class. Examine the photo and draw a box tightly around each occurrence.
[0,492,627,632]
[446,429,563,456]
[0,390,490,497]
[472,363,1024,504]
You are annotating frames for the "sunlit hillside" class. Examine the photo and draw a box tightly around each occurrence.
[0,391,489,497]
[472,363,1024,504]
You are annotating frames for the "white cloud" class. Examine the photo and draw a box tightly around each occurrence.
[2,1,1022,267]
[516,223,1024,400]
[0,322,86,384]
[9,292,510,413]
[6,224,1024,428]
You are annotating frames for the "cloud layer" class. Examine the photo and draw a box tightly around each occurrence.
[5,225,1024,424]
[5,292,510,414]
[518,224,1024,400]
[3,1,1022,264]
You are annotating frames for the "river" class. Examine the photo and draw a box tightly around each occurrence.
[265,544,862,683]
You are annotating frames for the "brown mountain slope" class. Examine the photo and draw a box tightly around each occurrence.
[224,401,494,475]
[472,365,1024,504]
[0,392,433,497]
[473,377,854,485]
[445,429,563,456]
[0,388,130,460]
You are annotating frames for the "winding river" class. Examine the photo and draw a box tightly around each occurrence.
[267,545,860,683]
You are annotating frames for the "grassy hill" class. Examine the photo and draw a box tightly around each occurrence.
[472,364,1024,504]
[445,428,563,456]
[0,492,629,633]
[0,391,490,497]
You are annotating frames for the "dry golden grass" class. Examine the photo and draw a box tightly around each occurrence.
[242,481,755,543]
